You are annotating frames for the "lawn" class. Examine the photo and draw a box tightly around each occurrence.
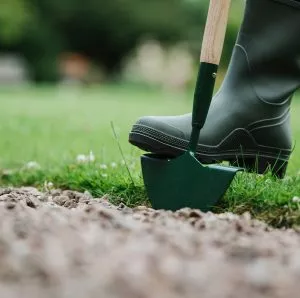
[0,85,192,167]
[0,85,299,227]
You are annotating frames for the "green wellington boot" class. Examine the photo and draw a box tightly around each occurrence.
[129,0,300,178]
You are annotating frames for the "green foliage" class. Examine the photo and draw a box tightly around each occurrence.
[0,0,33,44]
[0,0,244,81]
[218,172,300,228]
[2,163,148,207]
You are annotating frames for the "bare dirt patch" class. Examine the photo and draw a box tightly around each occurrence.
[0,187,299,298]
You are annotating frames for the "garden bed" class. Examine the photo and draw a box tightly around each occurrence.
[0,187,299,298]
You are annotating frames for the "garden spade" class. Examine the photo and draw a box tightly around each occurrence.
[140,0,241,211]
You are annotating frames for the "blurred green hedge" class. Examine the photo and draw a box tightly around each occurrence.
[0,0,244,82]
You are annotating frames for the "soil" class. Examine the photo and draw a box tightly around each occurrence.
[0,187,299,298]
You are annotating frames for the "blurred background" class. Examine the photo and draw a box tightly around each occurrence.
[0,0,244,88]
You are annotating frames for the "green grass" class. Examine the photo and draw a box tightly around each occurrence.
[0,85,299,227]
[0,85,192,166]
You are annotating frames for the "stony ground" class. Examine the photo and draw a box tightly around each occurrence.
[0,187,299,298]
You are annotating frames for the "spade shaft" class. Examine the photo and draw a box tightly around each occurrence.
[189,0,231,153]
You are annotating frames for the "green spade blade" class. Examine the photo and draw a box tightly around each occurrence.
[141,152,241,212]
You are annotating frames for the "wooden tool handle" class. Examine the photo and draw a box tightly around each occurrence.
[200,0,231,65]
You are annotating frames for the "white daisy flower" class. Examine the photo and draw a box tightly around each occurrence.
[110,162,117,168]
[76,154,88,163]
[292,196,300,203]
[100,164,108,170]
[25,161,41,170]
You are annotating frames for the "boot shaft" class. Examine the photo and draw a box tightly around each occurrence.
[224,0,300,104]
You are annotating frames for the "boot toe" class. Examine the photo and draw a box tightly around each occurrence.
[133,116,187,140]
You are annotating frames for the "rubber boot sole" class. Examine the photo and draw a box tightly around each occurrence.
[129,128,290,179]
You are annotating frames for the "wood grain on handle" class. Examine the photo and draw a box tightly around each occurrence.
[200,0,231,65]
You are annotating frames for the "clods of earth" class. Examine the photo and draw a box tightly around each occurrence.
[0,187,299,298]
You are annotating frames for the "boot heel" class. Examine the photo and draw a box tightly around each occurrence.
[230,157,288,179]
